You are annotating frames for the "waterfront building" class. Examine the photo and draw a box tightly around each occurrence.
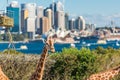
[86,23,96,32]
[45,9,52,30]
[6,1,20,33]
[40,17,49,34]
[69,18,76,30]
[76,16,86,31]
[65,13,69,30]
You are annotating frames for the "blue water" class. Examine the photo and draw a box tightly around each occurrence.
[0,40,120,54]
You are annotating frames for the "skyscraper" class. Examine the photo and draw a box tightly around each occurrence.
[21,3,36,39]
[65,13,69,30]
[40,17,49,34]
[6,1,20,33]
[21,4,28,33]
[55,1,64,12]
[45,9,52,30]
[55,11,65,30]
[50,1,65,30]
[69,18,75,30]
[36,6,44,29]
[76,16,86,31]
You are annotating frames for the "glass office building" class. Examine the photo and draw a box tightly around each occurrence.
[6,1,20,33]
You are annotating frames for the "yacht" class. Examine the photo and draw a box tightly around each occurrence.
[20,45,28,50]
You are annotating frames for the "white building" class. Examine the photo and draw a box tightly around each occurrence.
[77,16,86,30]
[21,3,36,39]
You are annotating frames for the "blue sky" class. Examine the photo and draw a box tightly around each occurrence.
[0,0,120,26]
[0,0,120,15]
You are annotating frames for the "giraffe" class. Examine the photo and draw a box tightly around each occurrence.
[0,65,9,80]
[87,65,120,80]
[29,36,55,80]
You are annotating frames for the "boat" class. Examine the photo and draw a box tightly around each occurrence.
[20,45,28,50]
[116,42,120,46]
[86,43,91,46]
[97,39,107,44]
[70,43,75,48]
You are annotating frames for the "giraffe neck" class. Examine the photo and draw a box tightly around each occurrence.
[87,65,120,80]
[30,45,48,80]
[0,66,9,80]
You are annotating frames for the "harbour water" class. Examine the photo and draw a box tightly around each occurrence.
[0,39,120,54]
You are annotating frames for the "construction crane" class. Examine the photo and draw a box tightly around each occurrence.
[0,14,15,49]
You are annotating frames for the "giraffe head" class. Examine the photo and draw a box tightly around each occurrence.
[46,36,55,53]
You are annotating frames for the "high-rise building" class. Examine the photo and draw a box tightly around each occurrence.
[26,18,36,39]
[25,3,36,18]
[69,18,75,30]
[45,9,52,30]
[40,17,49,34]
[36,6,44,29]
[76,16,86,31]
[55,1,64,12]
[50,1,65,30]
[55,11,65,30]
[65,13,69,30]
[21,3,36,39]
[21,4,29,33]
[6,1,20,33]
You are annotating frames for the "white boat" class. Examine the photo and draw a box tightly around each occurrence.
[116,42,120,46]
[97,40,106,44]
[20,45,28,50]
[86,43,91,46]
[70,43,75,48]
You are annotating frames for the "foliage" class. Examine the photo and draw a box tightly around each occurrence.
[0,47,120,80]
[45,48,97,80]
[1,49,23,55]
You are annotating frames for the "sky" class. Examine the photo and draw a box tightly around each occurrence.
[0,0,120,26]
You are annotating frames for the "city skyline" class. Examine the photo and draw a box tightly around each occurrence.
[0,0,120,26]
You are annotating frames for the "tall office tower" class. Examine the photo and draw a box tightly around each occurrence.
[55,11,65,30]
[76,16,86,31]
[40,17,49,34]
[50,1,65,30]
[55,1,64,12]
[69,18,76,30]
[36,6,44,29]
[21,3,36,39]
[45,9,52,30]
[65,13,69,30]
[6,1,20,33]
[25,3,36,18]
[26,18,36,39]
[21,4,28,33]
[54,1,65,30]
